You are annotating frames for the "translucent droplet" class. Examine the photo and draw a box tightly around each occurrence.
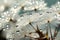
[16,30,20,34]
[3,28,6,31]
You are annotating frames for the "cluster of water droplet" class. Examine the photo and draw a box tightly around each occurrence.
[0,0,60,40]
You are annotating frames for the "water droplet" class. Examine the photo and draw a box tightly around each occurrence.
[16,30,20,33]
